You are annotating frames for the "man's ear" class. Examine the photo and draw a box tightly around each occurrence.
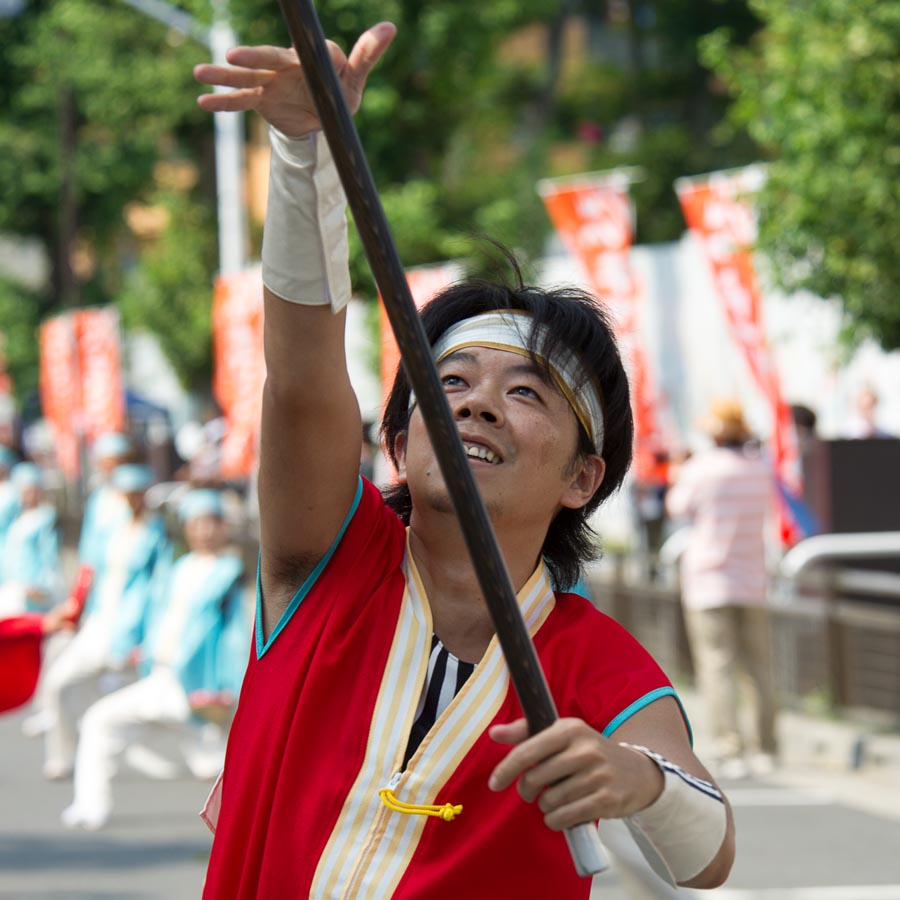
[560,454,606,511]
[393,431,408,484]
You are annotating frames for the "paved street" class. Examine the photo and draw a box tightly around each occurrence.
[2,701,900,899]
[0,708,212,899]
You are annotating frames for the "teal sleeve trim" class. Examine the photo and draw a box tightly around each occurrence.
[601,686,694,747]
[256,477,364,659]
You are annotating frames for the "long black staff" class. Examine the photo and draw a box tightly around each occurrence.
[275,0,608,877]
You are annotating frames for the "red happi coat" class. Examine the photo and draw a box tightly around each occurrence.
[203,479,680,899]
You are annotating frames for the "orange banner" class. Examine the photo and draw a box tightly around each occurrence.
[212,267,266,479]
[39,308,125,478]
[676,167,804,542]
[40,315,80,478]
[539,176,666,483]
[77,308,125,443]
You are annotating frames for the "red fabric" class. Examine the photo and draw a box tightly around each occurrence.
[204,480,673,899]
[0,614,44,714]
[392,593,673,900]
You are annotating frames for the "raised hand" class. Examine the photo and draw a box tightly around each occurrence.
[193,21,397,138]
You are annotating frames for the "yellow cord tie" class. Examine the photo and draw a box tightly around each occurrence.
[378,789,463,822]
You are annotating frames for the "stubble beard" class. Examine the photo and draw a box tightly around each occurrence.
[419,473,505,521]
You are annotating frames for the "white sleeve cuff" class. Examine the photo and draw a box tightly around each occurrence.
[261,127,351,313]
[621,742,728,885]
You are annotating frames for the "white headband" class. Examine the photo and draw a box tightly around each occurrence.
[424,310,605,453]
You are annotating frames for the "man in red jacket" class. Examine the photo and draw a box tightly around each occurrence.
[194,22,734,899]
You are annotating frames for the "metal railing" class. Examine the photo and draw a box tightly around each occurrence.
[587,533,900,724]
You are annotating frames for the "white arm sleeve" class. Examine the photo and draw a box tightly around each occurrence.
[261,127,351,312]
[620,743,728,886]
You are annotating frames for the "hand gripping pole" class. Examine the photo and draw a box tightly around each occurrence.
[275,0,608,877]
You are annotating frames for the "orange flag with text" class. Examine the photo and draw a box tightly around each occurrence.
[538,175,668,486]
[39,308,125,478]
[676,167,807,544]
[212,267,266,480]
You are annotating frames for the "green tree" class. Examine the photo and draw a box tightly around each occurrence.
[0,0,208,306]
[702,0,900,349]
[545,1,761,244]
[0,0,774,399]
[0,280,43,404]
[117,187,218,389]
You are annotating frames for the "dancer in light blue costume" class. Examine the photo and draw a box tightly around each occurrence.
[0,463,60,617]
[76,433,132,598]
[0,446,21,578]
[62,489,249,830]
[42,464,172,780]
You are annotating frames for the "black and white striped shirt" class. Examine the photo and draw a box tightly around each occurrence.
[403,634,475,768]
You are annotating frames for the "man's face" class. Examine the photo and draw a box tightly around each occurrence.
[123,490,145,517]
[184,513,227,553]
[98,454,126,479]
[395,346,604,531]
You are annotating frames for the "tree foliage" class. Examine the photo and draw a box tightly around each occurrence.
[117,187,218,389]
[0,0,208,302]
[0,279,43,404]
[702,0,900,349]
[231,0,563,271]
[0,0,771,395]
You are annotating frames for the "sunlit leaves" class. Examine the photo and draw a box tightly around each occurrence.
[703,0,900,348]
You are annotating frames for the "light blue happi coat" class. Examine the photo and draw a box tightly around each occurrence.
[141,552,249,696]
[1,504,60,611]
[90,513,173,666]
[77,484,130,579]
[0,481,20,580]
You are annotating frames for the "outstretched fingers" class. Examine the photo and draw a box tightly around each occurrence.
[344,22,397,92]
[225,44,299,72]
[193,63,276,91]
[193,45,297,111]
[196,88,265,114]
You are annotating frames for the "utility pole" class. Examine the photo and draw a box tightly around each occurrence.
[209,1,246,274]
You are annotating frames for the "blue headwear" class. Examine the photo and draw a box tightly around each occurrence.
[111,464,154,494]
[0,446,17,471]
[11,462,43,490]
[178,489,224,523]
[93,432,132,460]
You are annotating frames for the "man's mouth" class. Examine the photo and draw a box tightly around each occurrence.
[462,441,502,465]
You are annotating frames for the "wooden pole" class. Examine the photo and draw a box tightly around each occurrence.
[274,0,608,877]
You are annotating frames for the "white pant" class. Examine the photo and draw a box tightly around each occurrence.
[0,582,28,617]
[42,618,130,772]
[70,668,197,822]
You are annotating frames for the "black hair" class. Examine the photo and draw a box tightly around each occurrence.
[379,269,634,591]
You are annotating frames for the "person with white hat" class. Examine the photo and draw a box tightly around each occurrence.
[61,489,248,830]
[76,432,133,601]
[0,463,60,618]
[666,399,778,779]
[0,445,21,577]
[41,463,172,781]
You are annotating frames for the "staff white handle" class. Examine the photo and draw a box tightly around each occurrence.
[565,822,609,876]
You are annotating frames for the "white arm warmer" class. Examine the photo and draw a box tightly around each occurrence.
[620,743,728,886]
[261,127,352,312]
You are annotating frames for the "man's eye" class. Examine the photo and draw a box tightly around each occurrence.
[441,374,464,387]
[511,385,539,398]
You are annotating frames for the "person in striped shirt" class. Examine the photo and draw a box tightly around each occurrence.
[194,21,735,898]
[666,398,778,778]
